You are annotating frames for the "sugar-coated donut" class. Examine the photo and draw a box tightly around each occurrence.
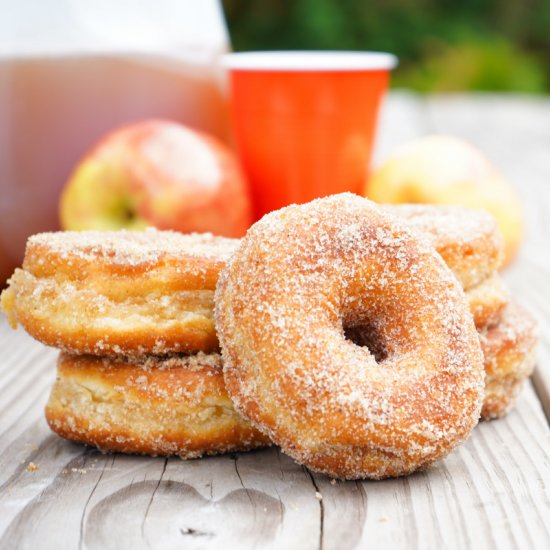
[384,204,503,290]
[347,301,537,420]
[46,352,270,457]
[1,229,239,356]
[1,205,505,356]
[216,194,485,480]
[480,303,538,420]
[466,274,509,329]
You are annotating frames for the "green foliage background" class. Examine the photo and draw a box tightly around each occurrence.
[222,0,550,93]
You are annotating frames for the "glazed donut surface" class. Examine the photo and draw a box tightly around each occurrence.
[384,204,503,290]
[216,194,485,480]
[1,229,239,356]
[46,352,270,457]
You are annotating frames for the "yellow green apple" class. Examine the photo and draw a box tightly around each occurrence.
[60,120,252,237]
[365,134,524,267]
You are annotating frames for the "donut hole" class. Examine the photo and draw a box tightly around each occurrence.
[343,322,389,363]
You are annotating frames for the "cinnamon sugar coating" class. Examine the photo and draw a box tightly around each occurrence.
[215,194,485,480]
[466,274,509,329]
[384,204,504,290]
[46,352,270,457]
[349,300,537,420]
[480,303,538,420]
[1,229,239,356]
[1,207,505,357]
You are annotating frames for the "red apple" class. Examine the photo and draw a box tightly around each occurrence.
[60,120,252,237]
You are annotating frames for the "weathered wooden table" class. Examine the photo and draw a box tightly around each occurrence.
[1,93,549,550]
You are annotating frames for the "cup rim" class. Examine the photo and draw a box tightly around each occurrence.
[222,50,398,72]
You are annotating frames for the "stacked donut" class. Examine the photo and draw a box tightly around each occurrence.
[382,204,538,420]
[0,230,270,457]
[1,194,537,479]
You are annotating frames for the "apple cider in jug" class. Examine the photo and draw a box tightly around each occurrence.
[0,0,230,284]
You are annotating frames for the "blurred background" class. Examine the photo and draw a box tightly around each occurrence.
[223,0,550,94]
[1,0,545,286]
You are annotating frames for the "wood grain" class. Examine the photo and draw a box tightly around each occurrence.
[1,93,549,550]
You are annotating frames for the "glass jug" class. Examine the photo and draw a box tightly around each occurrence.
[0,0,231,284]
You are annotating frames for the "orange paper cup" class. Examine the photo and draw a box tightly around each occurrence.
[223,51,397,220]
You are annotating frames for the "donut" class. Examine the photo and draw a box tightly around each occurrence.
[466,274,509,329]
[46,352,270,457]
[1,205,505,356]
[383,204,503,290]
[480,303,538,420]
[215,193,485,480]
[1,229,239,356]
[347,301,537,420]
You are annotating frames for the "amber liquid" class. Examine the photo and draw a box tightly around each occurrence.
[0,52,230,283]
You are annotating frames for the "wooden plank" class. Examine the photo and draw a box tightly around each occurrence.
[0,319,549,550]
[505,257,550,420]
[373,91,433,164]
